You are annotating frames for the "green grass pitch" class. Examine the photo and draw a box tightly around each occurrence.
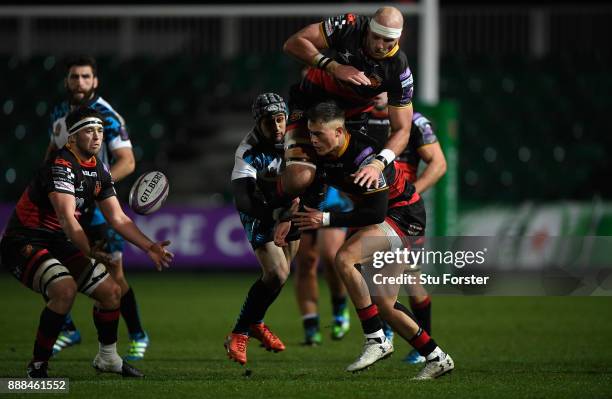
[1,272,611,398]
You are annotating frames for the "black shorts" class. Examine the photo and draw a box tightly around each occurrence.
[0,230,93,293]
[386,197,427,237]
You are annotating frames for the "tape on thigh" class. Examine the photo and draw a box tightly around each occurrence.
[31,257,72,296]
[76,260,110,296]
[376,220,404,252]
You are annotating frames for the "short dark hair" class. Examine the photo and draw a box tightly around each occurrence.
[306,101,345,125]
[65,106,104,132]
[65,55,98,76]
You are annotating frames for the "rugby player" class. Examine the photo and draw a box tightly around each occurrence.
[369,92,448,363]
[292,101,454,379]
[46,56,148,361]
[224,93,300,366]
[0,107,173,378]
[280,7,414,198]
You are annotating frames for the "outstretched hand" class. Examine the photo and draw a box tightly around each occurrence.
[147,240,174,271]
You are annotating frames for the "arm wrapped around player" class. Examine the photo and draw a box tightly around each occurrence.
[293,188,388,230]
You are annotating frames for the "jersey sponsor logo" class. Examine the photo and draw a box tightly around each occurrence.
[414,116,434,137]
[54,158,72,168]
[94,181,102,197]
[82,170,98,178]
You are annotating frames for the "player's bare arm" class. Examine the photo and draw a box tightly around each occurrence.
[414,142,447,194]
[283,22,370,86]
[109,147,135,182]
[97,195,173,270]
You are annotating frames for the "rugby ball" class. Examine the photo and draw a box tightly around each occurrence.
[128,171,169,215]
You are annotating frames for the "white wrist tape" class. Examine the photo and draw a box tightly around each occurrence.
[322,212,331,227]
[379,149,396,165]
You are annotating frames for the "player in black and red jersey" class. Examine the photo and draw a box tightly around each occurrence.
[291,101,454,379]
[280,6,414,198]
[369,92,448,364]
[0,107,173,378]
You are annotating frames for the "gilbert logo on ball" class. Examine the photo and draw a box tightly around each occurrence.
[129,171,170,215]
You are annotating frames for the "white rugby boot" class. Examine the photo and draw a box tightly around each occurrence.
[346,337,394,372]
[413,350,454,380]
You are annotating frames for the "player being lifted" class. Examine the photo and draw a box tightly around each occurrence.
[290,101,454,379]
[368,92,448,364]
[0,107,173,378]
[280,6,414,199]
[46,56,149,361]
[224,93,301,366]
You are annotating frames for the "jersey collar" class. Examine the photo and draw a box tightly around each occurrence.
[65,143,97,168]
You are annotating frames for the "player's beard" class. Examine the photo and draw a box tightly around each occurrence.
[68,87,96,106]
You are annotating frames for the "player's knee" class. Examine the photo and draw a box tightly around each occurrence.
[49,279,77,308]
[296,254,318,277]
[334,250,357,275]
[98,280,122,308]
[263,268,289,289]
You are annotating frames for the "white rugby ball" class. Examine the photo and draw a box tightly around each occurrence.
[129,171,169,215]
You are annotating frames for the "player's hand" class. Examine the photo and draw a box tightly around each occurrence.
[352,164,382,189]
[293,206,324,231]
[147,240,174,271]
[273,220,293,247]
[331,64,371,86]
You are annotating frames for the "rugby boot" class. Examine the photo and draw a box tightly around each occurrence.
[224,333,249,365]
[346,337,394,372]
[26,361,49,378]
[124,332,149,361]
[52,329,81,355]
[249,323,286,352]
[413,351,454,380]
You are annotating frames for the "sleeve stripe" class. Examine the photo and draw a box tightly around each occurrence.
[319,22,329,48]
[388,103,413,109]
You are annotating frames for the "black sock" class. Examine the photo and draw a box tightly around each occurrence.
[356,304,384,335]
[233,279,278,334]
[303,315,319,331]
[410,296,432,335]
[120,287,144,337]
[33,307,66,362]
[62,313,77,332]
[331,295,347,318]
[93,307,120,345]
